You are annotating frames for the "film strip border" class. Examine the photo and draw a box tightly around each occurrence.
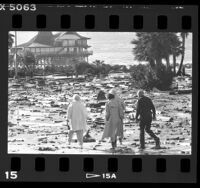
[0,5,197,31]
[0,5,198,183]
[0,155,195,182]
[11,13,192,30]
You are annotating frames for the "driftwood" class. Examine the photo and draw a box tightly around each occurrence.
[45,132,68,136]
[169,89,192,95]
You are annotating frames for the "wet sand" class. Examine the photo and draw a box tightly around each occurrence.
[8,74,192,155]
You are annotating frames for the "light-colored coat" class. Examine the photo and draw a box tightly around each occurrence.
[115,95,126,111]
[67,101,88,132]
[102,98,124,139]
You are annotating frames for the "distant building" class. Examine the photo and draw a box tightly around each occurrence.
[10,32,93,68]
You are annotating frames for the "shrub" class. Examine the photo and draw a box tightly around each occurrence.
[130,64,158,90]
[8,69,15,78]
[21,50,36,77]
[156,64,174,90]
[130,64,173,91]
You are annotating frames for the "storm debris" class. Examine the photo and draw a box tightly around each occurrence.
[8,75,191,154]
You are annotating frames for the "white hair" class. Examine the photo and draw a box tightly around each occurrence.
[109,88,117,95]
[73,94,81,101]
[137,90,145,97]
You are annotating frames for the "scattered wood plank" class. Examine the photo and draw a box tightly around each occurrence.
[169,89,192,95]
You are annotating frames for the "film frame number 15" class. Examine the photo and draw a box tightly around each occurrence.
[5,171,18,180]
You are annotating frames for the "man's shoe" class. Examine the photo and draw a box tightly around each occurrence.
[119,138,122,145]
[111,142,116,149]
[139,146,145,150]
[154,139,161,149]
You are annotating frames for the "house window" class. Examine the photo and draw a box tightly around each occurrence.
[77,40,82,45]
[82,40,86,45]
[41,48,45,53]
[63,40,68,46]
[69,47,73,52]
[68,40,75,46]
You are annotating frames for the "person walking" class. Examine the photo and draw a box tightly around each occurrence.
[135,90,161,149]
[102,93,124,150]
[109,88,126,110]
[109,88,125,144]
[67,94,88,149]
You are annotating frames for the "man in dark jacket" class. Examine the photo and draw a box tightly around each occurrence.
[135,90,160,149]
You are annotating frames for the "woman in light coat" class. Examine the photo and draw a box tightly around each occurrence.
[102,93,124,149]
[67,94,88,149]
[109,88,125,144]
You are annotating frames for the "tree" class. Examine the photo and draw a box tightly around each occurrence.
[130,64,173,90]
[131,32,181,73]
[8,33,14,49]
[92,60,105,77]
[92,59,104,68]
[176,32,189,76]
[131,32,180,90]
[130,64,159,90]
[21,50,36,77]
[74,62,91,76]
[120,65,129,72]
[64,65,75,77]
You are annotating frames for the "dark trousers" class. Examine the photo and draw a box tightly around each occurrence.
[139,118,159,147]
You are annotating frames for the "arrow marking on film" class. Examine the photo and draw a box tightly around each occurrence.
[86,173,101,179]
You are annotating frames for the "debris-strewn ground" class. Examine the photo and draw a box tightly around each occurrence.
[8,70,192,155]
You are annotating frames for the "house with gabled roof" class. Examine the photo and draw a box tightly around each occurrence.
[11,32,93,67]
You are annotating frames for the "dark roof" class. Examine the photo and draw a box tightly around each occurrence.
[18,32,90,48]
[53,32,61,39]
[55,32,91,40]
[74,32,90,40]
[18,32,55,47]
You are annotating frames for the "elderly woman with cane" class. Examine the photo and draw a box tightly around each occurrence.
[67,94,88,149]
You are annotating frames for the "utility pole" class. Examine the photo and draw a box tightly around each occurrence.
[14,31,18,79]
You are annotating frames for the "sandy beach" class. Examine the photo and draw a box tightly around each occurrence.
[8,73,192,155]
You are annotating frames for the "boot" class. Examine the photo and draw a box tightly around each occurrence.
[111,142,116,149]
[119,137,122,145]
[139,145,145,150]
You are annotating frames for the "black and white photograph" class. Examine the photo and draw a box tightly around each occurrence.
[8,31,192,155]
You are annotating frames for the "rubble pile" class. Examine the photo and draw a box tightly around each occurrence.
[8,74,192,154]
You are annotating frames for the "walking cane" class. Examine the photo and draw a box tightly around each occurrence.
[45,120,70,136]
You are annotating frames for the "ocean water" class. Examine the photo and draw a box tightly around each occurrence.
[15,31,192,66]
[80,32,192,66]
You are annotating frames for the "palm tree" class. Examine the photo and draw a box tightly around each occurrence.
[132,33,162,71]
[92,60,105,77]
[176,32,189,76]
[132,32,181,73]
[92,60,104,68]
